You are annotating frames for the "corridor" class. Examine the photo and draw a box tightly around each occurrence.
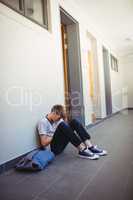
[0,110,133,200]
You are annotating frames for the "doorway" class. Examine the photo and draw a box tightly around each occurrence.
[103,47,112,116]
[87,32,102,123]
[60,8,85,124]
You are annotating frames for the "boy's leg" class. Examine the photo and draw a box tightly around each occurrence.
[69,119,107,156]
[50,121,100,160]
[50,122,83,155]
[69,119,91,143]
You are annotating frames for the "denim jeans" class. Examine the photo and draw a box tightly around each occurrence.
[50,119,91,155]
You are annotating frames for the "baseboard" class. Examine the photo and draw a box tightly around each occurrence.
[86,108,129,129]
[0,149,37,175]
[128,107,133,110]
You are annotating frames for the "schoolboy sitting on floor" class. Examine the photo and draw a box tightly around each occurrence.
[38,105,107,160]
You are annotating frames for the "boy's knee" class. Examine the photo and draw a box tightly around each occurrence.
[58,121,69,129]
[70,119,80,126]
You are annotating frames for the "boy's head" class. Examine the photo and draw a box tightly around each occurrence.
[51,104,66,121]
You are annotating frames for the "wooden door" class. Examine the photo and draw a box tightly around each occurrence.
[61,24,71,120]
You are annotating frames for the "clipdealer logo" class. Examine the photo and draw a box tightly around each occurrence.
[5,86,42,111]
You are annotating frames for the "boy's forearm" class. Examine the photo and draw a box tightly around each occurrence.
[40,136,53,147]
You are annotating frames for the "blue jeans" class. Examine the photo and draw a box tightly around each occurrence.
[50,119,91,155]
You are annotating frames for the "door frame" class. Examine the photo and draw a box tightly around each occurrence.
[103,46,112,116]
[60,7,85,124]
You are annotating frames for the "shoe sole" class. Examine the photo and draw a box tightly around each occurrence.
[78,155,99,160]
[96,152,108,156]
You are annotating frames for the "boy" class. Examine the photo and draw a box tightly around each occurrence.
[38,104,107,160]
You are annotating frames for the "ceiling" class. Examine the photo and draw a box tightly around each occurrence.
[73,0,133,57]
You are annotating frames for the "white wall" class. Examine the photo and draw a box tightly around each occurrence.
[110,58,125,112]
[0,1,65,165]
[119,56,133,108]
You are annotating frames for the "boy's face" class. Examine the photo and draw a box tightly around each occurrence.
[52,113,61,122]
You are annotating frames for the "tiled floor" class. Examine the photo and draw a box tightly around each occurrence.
[0,110,133,200]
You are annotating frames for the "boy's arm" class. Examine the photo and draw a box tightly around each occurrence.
[39,134,53,147]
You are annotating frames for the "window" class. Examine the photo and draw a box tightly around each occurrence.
[24,0,48,26]
[0,0,22,11]
[0,0,48,29]
[111,54,118,72]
